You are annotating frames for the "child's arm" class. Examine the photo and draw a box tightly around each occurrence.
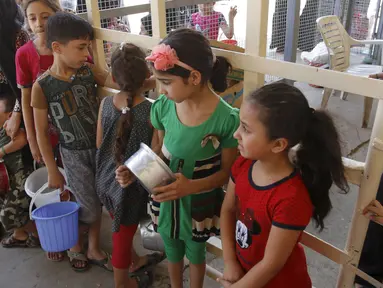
[221,179,245,283]
[0,129,28,158]
[96,98,106,149]
[151,129,165,158]
[152,147,238,202]
[219,227,302,288]
[32,82,65,190]
[21,87,42,163]
[220,6,237,39]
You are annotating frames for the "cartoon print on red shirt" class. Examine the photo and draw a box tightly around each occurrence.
[235,195,262,249]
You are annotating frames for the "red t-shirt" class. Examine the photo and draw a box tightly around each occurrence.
[15,40,93,88]
[231,156,313,288]
[16,40,54,88]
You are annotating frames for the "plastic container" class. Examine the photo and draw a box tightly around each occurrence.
[125,143,175,195]
[31,202,79,252]
[25,167,67,208]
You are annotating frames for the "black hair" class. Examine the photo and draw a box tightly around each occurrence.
[0,92,16,113]
[0,0,24,102]
[248,83,349,230]
[153,28,231,92]
[111,43,149,164]
[46,12,94,49]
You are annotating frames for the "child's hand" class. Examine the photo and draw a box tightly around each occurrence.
[229,6,237,20]
[222,259,245,283]
[29,138,43,163]
[152,173,193,202]
[48,168,66,191]
[4,113,21,140]
[363,200,383,225]
[217,278,234,287]
[115,165,135,188]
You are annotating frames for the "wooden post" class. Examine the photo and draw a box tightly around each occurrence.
[85,0,106,67]
[150,0,167,39]
[244,0,268,96]
[337,100,383,287]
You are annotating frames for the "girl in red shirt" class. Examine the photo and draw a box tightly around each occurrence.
[13,0,61,164]
[219,83,349,288]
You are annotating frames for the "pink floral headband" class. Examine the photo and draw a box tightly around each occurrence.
[146,44,194,71]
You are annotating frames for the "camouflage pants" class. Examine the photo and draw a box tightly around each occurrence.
[0,169,30,231]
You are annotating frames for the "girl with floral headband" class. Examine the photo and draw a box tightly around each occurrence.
[121,28,239,288]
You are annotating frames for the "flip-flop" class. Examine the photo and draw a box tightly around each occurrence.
[1,234,28,248]
[129,252,166,277]
[67,250,90,272]
[26,234,40,248]
[88,251,113,272]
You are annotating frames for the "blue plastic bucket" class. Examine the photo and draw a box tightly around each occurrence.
[31,202,80,252]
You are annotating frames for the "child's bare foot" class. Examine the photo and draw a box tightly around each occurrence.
[46,252,65,262]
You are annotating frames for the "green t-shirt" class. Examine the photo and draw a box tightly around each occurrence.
[150,94,239,242]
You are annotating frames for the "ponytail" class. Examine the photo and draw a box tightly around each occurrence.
[110,43,149,164]
[248,83,349,231]
[296,110,348,230]
[114,96,134,164]
[210,56,232,92]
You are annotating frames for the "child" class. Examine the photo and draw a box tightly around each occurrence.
[31,12,118,272]
[145,28,239,288]
[218,83,349,288]
[189,3,237,40]
[96,43,159,288]
[14,0,62,164]
[0,92,38,248]
[0,0,29,138]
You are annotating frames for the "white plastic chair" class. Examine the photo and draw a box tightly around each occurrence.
[317,15,383,128]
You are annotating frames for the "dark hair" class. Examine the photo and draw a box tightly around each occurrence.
[0,92,16,113]
[0,0,24,101]
[46,12,94,49]
[248,83,349,230]
[154,28,231,92]
[111,43,149,164]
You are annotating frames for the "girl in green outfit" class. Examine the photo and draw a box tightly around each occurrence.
[146,29,239,288]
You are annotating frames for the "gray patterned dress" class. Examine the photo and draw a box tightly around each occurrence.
[96,96,153,232]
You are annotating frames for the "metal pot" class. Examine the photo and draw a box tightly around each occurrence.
[125,143,175,195]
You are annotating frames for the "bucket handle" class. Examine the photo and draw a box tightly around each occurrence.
[29,183,72,220]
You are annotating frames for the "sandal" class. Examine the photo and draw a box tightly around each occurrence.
[131,271,154,288]
[26,234,40,248]
[67,250,90,272]
[1,234,28,248]
[88,251,113,272]
[130,252,166,276]
[46,251,65,262]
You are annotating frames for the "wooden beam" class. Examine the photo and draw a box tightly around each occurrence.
[85,0,106,67]
[93,27,383,100]
[244,0,268,95]
[94,27,160,50]
[150,0,167,39]
[343,158,365,186]
[300,232,350,265]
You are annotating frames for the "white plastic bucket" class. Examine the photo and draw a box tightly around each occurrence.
[25,167,67,208]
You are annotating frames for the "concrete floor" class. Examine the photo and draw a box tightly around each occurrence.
[0,79,376,287]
